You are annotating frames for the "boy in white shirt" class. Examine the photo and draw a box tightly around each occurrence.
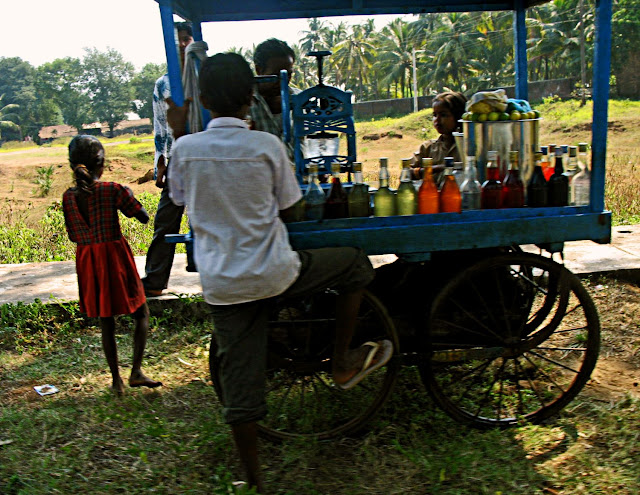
[168,53,392,493]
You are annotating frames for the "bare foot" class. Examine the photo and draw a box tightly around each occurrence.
[112,377,126,396]
[129,370,162,388]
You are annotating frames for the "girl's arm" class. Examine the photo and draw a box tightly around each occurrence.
[135,207,150,224]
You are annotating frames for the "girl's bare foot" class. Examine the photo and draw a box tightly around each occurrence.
[129,369,162,388]
[112,377,126,396]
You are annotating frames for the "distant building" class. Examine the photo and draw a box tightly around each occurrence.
[39,119,152,143]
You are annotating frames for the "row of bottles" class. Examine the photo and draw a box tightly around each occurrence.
[295,142,591,222]
[302,162,371,221]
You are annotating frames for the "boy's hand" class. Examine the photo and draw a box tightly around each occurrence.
[166,97,192,139]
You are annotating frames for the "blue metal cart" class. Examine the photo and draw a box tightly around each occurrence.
[155,0,612,440]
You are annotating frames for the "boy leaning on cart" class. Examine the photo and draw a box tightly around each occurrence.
[166,52,393,493]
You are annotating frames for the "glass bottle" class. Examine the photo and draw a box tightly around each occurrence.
[460,156,481,210]
[304,163,326,221]
[481,150,503,209]
[572,142,591,206]
[396,158,418,215]
[418,157,439,214]
[373,158,397,217]
[348,162,370,217]
[548,147,569,206]
[527,151,548,207]
[540,146,553,181]
[502,150,525,208]
[565,146,579,205]
[439,165,462,213]
[324,162,348,219]
[439,156,455,190]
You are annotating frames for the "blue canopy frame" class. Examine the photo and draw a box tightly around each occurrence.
[156,0,613,258]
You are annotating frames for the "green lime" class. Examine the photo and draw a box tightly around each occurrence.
[488,112,500,121]
[470,113,480,122]
[477,113,488,122]
[462,112,472,121]
[532,110,541,118]
[499,112,510,121]
[510,111,521,121]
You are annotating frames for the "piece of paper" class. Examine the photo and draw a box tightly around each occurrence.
[34,384,59,396]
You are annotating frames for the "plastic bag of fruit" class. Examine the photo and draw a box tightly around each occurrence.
[465,89,509,114]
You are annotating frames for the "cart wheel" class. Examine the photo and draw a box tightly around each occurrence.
[418,253,600,428]
[210,289,400,441]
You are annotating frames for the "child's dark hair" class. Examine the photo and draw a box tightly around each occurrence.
[199,53,254,115]
[253,38,295,72]
[69,135,104,194]
[434,91,467,130]
[175,21,193,37]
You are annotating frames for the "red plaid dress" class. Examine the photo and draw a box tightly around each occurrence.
[62,182,146,317]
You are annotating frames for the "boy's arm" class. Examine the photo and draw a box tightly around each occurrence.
[279,203,299,223]
[166,97,192,139]
[167,145,186,206]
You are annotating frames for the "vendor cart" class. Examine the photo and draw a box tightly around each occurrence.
[155,0,612,441]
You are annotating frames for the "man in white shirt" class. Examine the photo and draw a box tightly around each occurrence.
[168,53,391,493]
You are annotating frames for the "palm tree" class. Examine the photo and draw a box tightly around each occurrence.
[0,94,20,141]
[332,23,376,98]
[374,18,417,98]
[300,18,329,53]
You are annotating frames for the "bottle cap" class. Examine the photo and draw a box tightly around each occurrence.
[401,158,412,169]
[421,157,433,167]
[534,152,543,161]
[465,156,476,166]
[578,143,588,153]
[352,162,362,172]
[487,150,498,160]
[540,146,548,155]
[444,156,455,167]
[569,146,577,157]
[555,147,563,157]
[509,150,519,160]
[379,157,388,167]
[561,145,569,153]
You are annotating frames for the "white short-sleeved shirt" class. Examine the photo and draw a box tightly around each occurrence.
[168,117,302,305]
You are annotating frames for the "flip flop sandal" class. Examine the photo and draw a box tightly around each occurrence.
[336,340,394,391]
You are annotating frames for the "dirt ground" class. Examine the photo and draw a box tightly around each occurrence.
[1,141,638,403]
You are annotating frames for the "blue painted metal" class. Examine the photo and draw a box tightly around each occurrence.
[291,84,356,180]
[590,0,612,213]
[158,1,552,23]
[286,210,611,255]
[513,0,528,100]
[280,70,291,144]
[158,0,184,107]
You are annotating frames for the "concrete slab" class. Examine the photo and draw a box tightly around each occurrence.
[1,228,639,306]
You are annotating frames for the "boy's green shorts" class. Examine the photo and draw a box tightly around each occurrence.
[208,247,374,425]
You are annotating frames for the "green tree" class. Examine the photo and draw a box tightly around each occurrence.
[0,94,20,140]
[611,0,640,97]
[130,62,166,120]
[375,19,416,98]
[37,58,92,133]
[332,23,376,97]
[82,48,134,137]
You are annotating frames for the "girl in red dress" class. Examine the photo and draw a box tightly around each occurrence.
[62,135,161,395]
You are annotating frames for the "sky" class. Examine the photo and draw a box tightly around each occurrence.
[0,1,411,70]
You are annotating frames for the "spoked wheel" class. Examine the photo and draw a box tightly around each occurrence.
[418,253,600,428]
[211,289,400,441]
